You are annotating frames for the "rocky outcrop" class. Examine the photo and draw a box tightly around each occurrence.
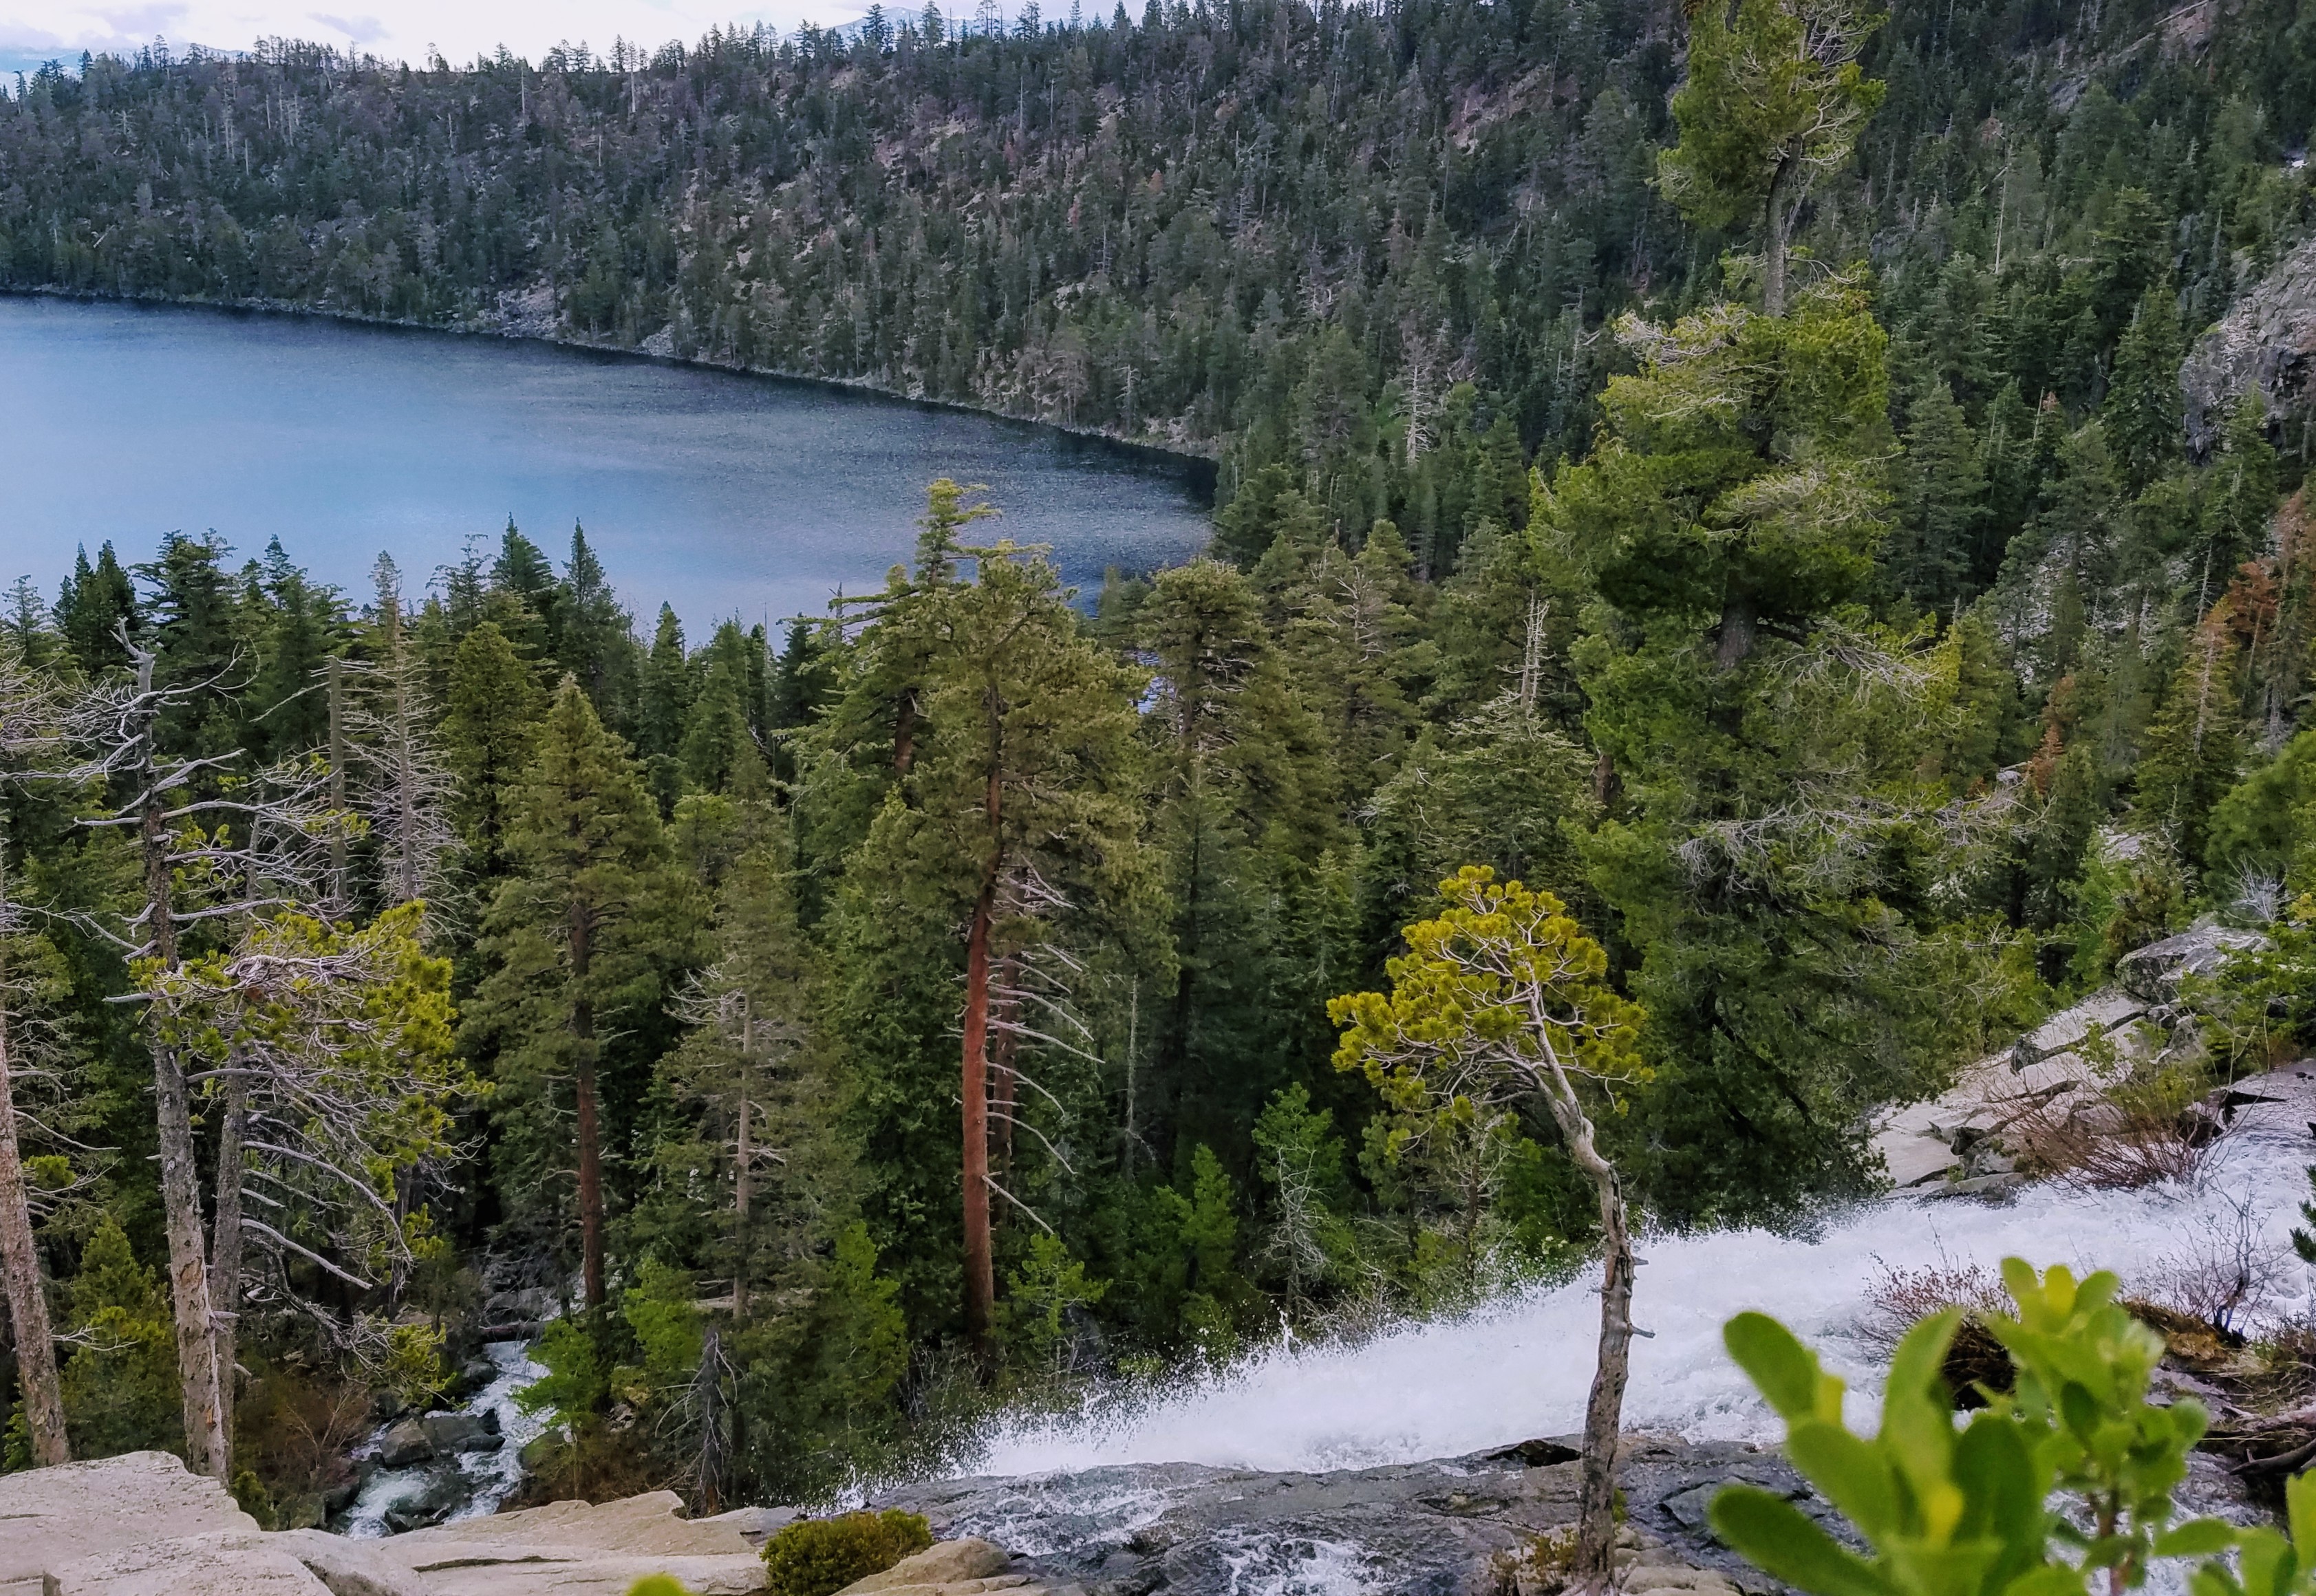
[367,1489,769,1595]
[2117,921,2269,1004]
[838,1538,1031,1594]
[2182,228,2316,453]
[0,1453,769,1596]
[0,1450,268,1595]
[1870,984,2160,1194]
[875,1434,1825,1596]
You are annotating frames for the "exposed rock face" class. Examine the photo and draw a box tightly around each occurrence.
[1870,985,2158,1194]
[367,1489,769,1595]
[2116,921,2269,1004]
[0,1450,262,1593]
[2182,228,2316,453]
[0,1453,769,1596]
[875,1434,1826,1596]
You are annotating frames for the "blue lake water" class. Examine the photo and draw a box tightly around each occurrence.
[0,295,1212,628]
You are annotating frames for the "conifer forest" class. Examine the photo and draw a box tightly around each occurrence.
[4,0,2316,1542]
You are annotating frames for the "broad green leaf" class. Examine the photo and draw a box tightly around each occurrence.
[2288,1469,2316,1567]
[2000,1563,2089,1596]
[1710,1486,1890,1596]
[2153,1520,2238,1558]
[1788,1419,1898,1539]
[1727,1311,1837,1423]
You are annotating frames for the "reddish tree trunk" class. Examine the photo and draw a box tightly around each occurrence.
[570,906,605,1309]
[961,878,996,1363]
[961,691,1003,1366]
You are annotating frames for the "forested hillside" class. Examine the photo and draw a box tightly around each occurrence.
[5,0,2316,1529]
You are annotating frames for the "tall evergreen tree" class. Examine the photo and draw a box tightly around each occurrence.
[469,680,698,1308]
[55,543,139,678]
[442,621,544,875]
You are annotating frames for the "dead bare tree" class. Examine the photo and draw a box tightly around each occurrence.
[0,641,69,1466]
[66,635,339,1480]
[147,905,465,1455]
[348,557,457,916]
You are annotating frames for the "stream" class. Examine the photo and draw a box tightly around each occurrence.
[337,1339,550,1538]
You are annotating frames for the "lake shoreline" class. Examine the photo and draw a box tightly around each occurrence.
[0,283,1222,501]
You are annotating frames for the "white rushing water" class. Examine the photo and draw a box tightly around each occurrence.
[976,1089,2316,1478]
[340,1339,549,1538]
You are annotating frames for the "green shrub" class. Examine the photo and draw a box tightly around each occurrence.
[1710,1258,2252,1596]
[761,1509,934,1596]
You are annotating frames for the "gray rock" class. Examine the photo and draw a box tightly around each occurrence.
[0,1451,259,1593]
[699,1502,804,1545]
[54,1532,330,1595]
[875,1434,1836,1596]
[2116,921,2267,1003]
[2181,228,2316,453]
[380,1472,466,1534]
[376,1418,433,1468]
[271,1530,438,1596]
[420,1411,502,1454]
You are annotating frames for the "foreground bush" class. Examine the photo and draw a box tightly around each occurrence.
[1711,1258,2273,1596]
[761,1509,934,1596]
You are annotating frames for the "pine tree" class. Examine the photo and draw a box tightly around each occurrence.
[2138,603,2246,868]
[680,623,765,795]
[830,506,1144,1360]
[471,680,698,1308]
[2102,281,2184,495]
[1657,0,1885,316]
[244,538,340,764]
[54,542,139,678]
[1891,380,1986,613]
[441,621,543,875]
[2202,388,2280,587]
[641,605,694,809]
[557,524,636,728]
[140,532,246,771]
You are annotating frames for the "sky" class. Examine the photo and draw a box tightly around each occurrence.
[0,0,885,76]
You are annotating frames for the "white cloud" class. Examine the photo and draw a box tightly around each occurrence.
[1,0,882,72]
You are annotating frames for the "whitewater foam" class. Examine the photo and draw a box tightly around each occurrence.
[976,1088,2316,1477]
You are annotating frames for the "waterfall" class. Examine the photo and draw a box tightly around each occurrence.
[973,1090,2315,1478]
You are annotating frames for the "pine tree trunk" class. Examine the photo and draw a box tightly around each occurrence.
[961,684,1003,1368]
[570,906,605,1310]
[1763,156,1797,319]
[208,1068,248,1464]
[0,847,67,1467]
[1545,1072,1634,1590]
[135,656,230,1480]
[732,1012,751,1320]
[961,876,997,1365]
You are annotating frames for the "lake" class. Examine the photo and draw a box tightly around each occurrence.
[0,296,1214,629]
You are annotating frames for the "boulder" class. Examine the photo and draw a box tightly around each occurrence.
[2116,922,2268,1004]
[270,1531,440,1596]
[419,1411,500,1454]
[376,1418,434,1467]
[380,1472,467,1533]
[0,1451,259,1593]
[372,1489,768,1596]
[2009,987,2145,1067]
[839,1539,1016,1593]
[700,1502,805,1545]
